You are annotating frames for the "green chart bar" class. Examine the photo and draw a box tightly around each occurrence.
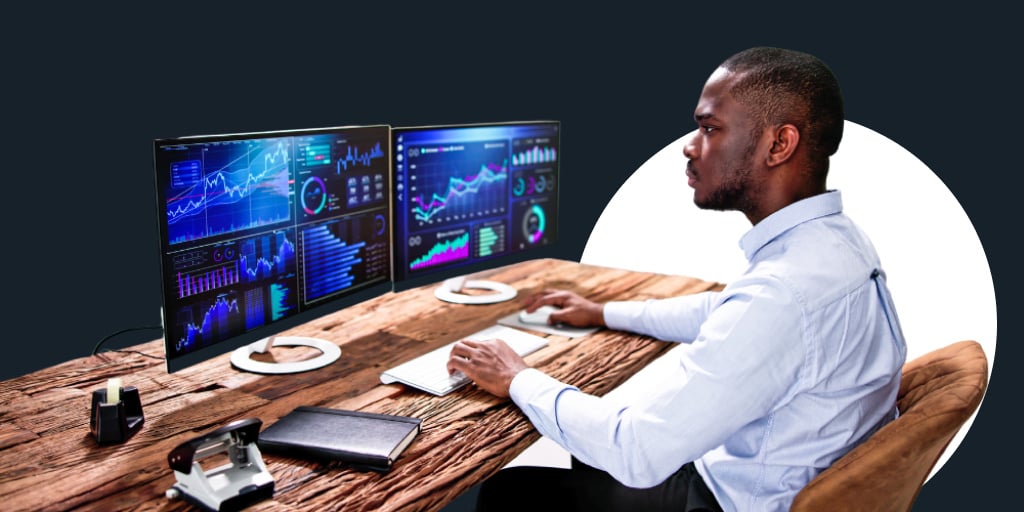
[476,223,506,258]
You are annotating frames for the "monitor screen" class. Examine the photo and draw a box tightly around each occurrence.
[153,125,393,372]
[391,121,560,293]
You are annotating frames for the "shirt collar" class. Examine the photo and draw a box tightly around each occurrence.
[739,190,844,261]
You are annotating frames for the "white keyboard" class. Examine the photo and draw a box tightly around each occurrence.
[380,325,549,396]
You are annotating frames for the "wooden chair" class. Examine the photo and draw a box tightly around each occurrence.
[791,340,988,512]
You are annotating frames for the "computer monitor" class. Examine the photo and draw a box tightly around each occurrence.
[391,121,560,304]
[153,125,393,373]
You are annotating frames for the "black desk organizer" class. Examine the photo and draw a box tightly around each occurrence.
[90,385,144,444]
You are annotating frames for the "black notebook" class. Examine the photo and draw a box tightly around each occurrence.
[258,406,422,472]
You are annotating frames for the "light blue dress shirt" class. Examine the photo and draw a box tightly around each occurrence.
[509,190,907,512]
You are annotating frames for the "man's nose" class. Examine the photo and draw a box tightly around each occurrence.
[683,136,698,160]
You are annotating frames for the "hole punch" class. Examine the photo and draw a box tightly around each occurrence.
[166,417,274,512]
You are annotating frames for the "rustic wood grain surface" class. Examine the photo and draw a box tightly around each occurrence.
[0,259,721,512]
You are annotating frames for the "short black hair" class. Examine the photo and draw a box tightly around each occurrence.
[721,47,844,175]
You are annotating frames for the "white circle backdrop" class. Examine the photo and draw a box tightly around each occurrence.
[579,120,997,482]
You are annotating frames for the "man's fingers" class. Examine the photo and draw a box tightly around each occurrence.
[446,356,466,375]
[524,290,568,312]
[447,341,471,373]
[547,310,565,324]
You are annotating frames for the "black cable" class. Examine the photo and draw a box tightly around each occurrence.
[108,349,165,361]
[91,325,164,356]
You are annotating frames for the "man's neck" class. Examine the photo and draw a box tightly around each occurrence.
[744,184,828,225]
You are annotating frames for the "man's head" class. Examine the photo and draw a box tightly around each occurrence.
[684,47,844,223]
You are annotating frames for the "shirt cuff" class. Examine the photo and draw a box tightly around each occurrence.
[603,301,647,331]
[510,368,580,438]
[510,367,561,403]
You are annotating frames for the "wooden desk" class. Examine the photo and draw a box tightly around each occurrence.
[0,259,721,512]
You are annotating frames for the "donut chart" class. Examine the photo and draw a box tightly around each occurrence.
[300,176,327,215]
[521,204,546,244]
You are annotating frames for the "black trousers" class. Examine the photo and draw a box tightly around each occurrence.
[475,457,723,512]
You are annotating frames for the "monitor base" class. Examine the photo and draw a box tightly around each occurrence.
[434,279,517,305]
[230,336,341,374]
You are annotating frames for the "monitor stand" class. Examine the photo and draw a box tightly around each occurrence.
[434,276,517,305]
[230,336,341,374]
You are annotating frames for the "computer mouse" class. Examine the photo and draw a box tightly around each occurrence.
[519,305,560,325]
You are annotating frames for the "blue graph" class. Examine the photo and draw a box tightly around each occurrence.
[165,138,292,245]
[242,282,297,326]
[412,160,507,223]
[244,287,266,330]
[298,211,390,304]
[269,282,296,321]
[301,220,367,303]
[239,231,296,282]
[337,142,386,173]
[406,140,510,231]
[174,293,243,353]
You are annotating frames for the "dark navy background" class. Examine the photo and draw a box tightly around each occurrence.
[2,5,1016,509]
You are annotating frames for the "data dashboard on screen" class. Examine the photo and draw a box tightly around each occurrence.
[153,125,392,373]
[391,121,560,296]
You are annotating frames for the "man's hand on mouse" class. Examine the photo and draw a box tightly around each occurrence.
[522,289,606,328]
[447,338,527,398]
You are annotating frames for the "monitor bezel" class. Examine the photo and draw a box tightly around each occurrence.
[389,120,561,293]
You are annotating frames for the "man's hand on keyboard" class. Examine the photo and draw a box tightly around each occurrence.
[446,338,529,398]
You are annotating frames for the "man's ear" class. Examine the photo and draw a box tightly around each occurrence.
[766,124,799,167]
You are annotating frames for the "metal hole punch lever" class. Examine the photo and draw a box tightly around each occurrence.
[165,418,274,512]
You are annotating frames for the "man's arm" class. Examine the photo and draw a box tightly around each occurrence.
[603,291,718,342]
[447,288,719,399]
[514,279,804,487]
[519,288,720,342]
[451,280,804,488]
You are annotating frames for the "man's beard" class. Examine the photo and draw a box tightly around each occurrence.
[693,135,760,213]
[695,165,754,211]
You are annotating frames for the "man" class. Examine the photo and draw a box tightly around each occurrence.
[447,47,908,512]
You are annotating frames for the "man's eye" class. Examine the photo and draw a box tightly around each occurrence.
[701,125,716,133]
